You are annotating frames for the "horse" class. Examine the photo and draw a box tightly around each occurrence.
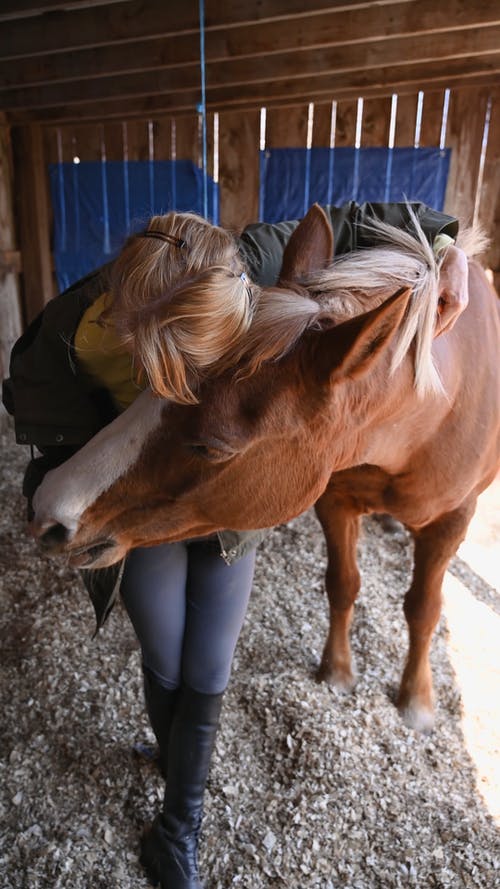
[31,205,500,733]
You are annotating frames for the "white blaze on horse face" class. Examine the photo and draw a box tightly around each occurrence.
[32,389,164,537]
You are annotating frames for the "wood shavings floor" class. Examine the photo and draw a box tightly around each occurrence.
[1,430,498,888]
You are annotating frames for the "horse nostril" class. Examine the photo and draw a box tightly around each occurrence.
[39,522,71,550]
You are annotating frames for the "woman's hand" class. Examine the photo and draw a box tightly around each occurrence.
[435,245,469,337]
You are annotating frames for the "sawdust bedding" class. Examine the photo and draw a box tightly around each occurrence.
[0,429,498,888]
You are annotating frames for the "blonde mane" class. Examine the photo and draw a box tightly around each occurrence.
[241,213,484,398]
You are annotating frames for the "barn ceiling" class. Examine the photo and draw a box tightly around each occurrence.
[0,0,499,126]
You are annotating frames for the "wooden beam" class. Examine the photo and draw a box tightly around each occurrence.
[218,110,260,232]
[478,91,500,284]
[3,26,500,111]
[0,0,401,58]
[0,30,201,90]
[0,0,380,27]
[6,56,500,125]
[0,0,498,61]
[0,122,22,382]
[445,89,490,225]
[0,249,22,274]
[0,0,131,22]
[11,125,54,322]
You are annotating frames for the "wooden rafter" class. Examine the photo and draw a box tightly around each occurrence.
[2,26,500,110]
[5,68,500,126]
[0,0,499,123]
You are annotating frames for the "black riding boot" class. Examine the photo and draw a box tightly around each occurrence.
[142,666,179,778]
[140,684,224,889]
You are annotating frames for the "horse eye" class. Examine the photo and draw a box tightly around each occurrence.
[189,443,233,463]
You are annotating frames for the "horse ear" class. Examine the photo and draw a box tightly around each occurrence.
[278,204,334,284]
[316,287,412,383]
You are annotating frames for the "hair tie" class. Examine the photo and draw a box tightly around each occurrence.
[141,231,186,248]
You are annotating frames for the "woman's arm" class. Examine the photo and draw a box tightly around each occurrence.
[238,202,468,335]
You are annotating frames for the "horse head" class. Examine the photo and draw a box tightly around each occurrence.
[30,205,412,568]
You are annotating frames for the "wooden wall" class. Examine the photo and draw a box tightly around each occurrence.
[41,84,499,243]
[0,115,21,383]
[1,83,499,379]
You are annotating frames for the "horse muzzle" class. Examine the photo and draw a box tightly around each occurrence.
[30,518,121,568]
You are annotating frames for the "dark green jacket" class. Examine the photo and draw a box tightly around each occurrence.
[239,201,458,286]
[2,202,458,628]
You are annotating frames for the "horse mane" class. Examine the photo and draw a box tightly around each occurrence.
[239,212,486,398]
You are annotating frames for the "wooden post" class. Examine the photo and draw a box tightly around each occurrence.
[444,87,490,226]
[11,124,54,323]
[0,117,22,389]
[219,110,259,233]
[476,89,500,292]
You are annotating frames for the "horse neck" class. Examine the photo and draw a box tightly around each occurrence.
[325,347,440,474]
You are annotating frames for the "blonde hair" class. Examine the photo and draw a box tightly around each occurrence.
[109,212,254,403]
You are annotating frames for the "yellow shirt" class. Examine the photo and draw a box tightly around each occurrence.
[74,291,146,412]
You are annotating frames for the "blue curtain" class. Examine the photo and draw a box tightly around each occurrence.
[259,146,451,223]
[49,159,219,290]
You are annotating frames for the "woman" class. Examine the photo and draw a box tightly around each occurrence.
[3,202,468,889]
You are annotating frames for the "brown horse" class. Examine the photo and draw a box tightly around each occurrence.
[31,206,500,732]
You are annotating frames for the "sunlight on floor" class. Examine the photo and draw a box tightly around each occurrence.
[441,476,500,824]
[457,475,500,592]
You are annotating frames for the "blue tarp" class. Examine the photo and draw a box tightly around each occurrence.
[49,159,219,290]
[49,147,450,290]
[259,146,451,223]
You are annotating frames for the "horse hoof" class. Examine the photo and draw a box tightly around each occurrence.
[399,701,435,733]
[316,664,356,693]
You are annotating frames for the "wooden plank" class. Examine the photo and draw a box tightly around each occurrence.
[43,125,84,165]
[205,111,215,181]
[7,53,500,125]
[0,0,129,21]
[175,116,199,163]
[11,125,54,322]
[444,87,491,225]
[153,118,174,162]
[394,93,418,146]
[0,122,22,382]
[0,32,202,90]
[1,27,498,109]
[218,109,259,233]
[335,101,358,147]
[266,106,309,148]
[7,71,498,127]
[311,103,334,148]
[4,25,500,109]
[72,124,104,161]
[0,249,22,275]
[361,96,393,147]
[5,20,500,94]
[419,90,446,147]
[1,0,499,62]
[475,89,500,284]
[0,0,198,58]
[124,120,150,161]
[103,122,126,161]
[0,0,379,29]
[43,126,61,163]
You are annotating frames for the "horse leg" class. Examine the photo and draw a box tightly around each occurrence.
[314,494,361,691]
[398,498,477,732]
